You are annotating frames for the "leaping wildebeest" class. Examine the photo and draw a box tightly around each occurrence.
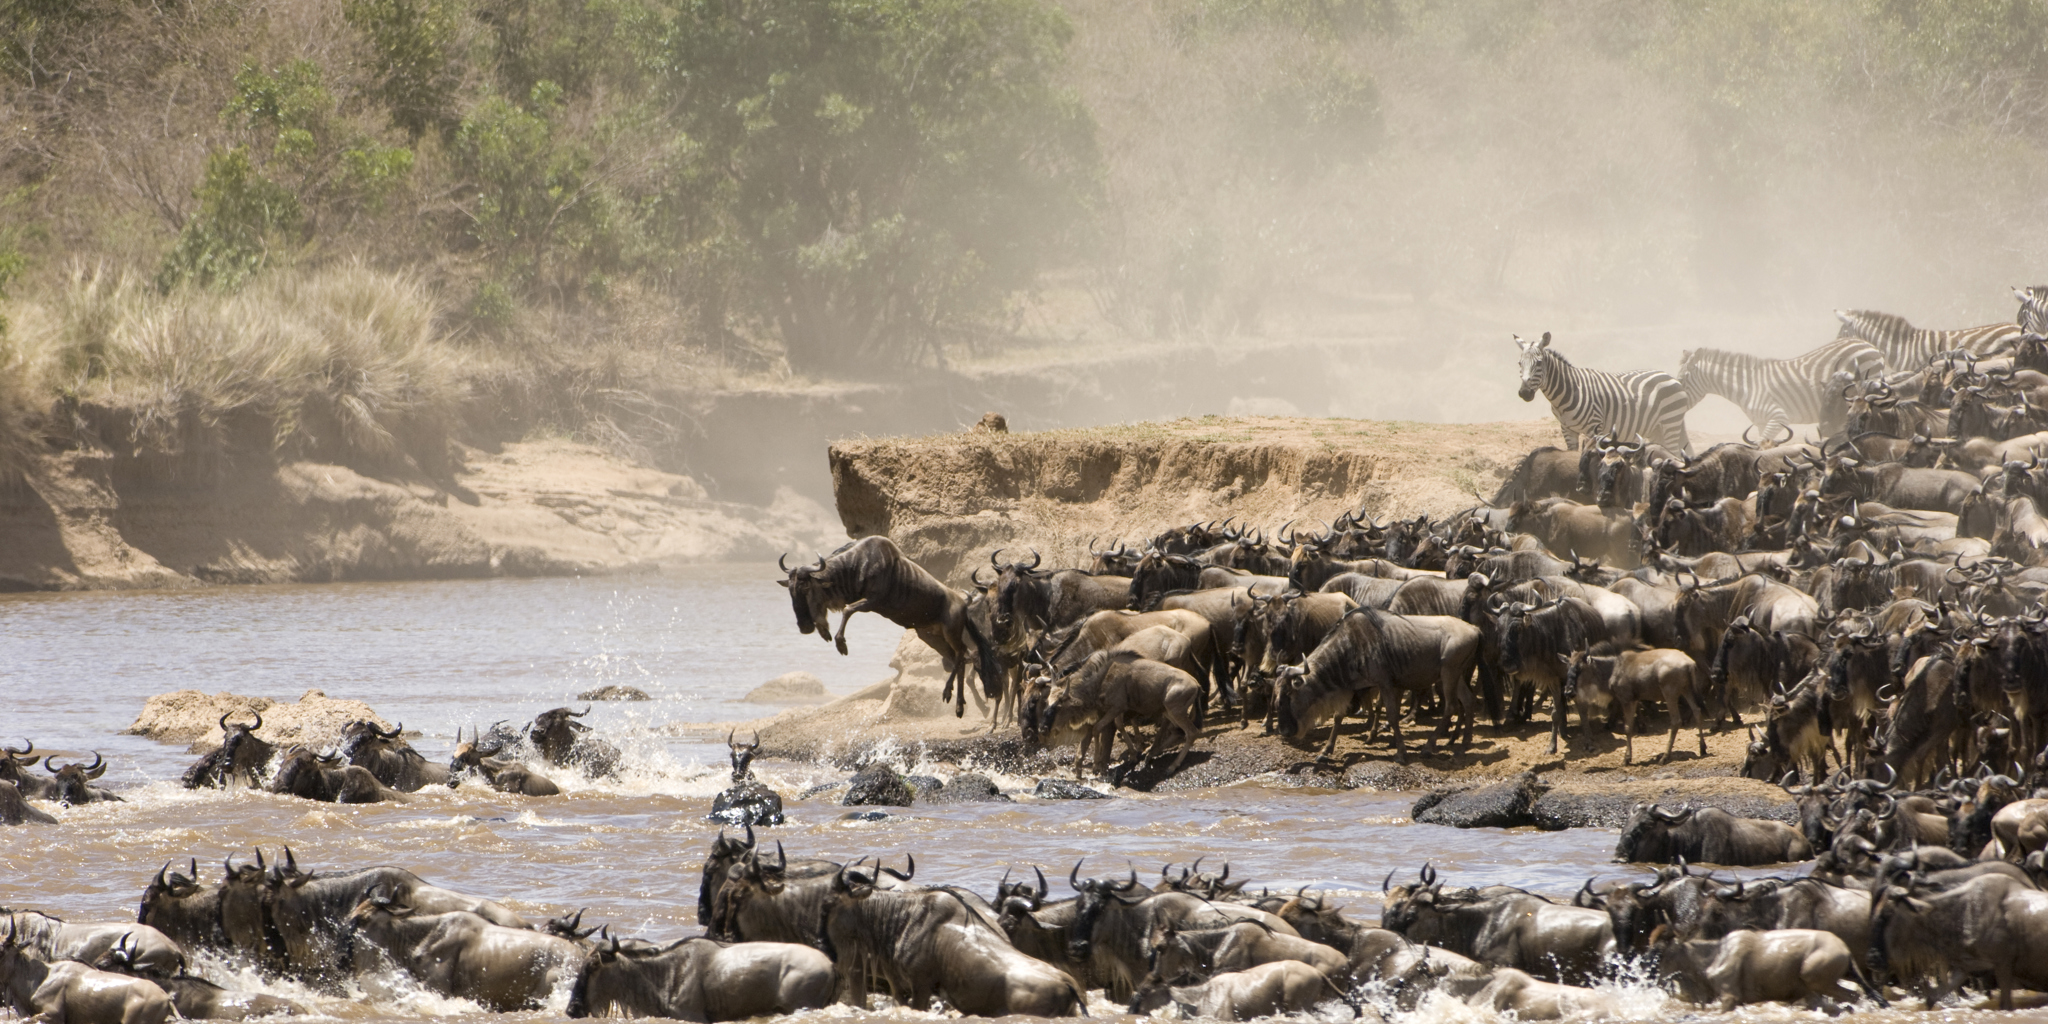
[780,537,1003,717]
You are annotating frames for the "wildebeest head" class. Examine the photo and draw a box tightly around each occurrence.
[697,825,757,925]
[45,752,114,805]
[136,858,205,927]
[777,553,831,637]
[528,706,592,761]
[0,739,41,786]
[726,730,760,783]
[1515,332,1553,402]
[338,719,404,761]
[980,549,1047,642]
[213,714,274,786]
[1615,803,1693,862]
[995,866,1052,920]
[449,725,504,772]
[1272,666,1312,740]
[1067,862,1145,960]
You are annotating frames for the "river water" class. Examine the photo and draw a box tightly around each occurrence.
[0,568,2034,1023]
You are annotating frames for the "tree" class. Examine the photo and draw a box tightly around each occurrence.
[660,0,1100,373]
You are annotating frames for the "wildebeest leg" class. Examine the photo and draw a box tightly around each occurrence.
[1622,699,1637,766]
[833,599,870,656]
[1547,678,1565,755]
[1379,685,1408,763]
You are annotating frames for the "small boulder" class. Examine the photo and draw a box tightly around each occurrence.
[1411,771,1548,829]
[920,773,1011,804]
[840,810,891,822]
[1032,778,1111,800]
[843,765,915,807]
[579,685,650,701]
[743,673,829,704]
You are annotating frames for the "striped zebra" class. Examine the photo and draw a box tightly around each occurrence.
[1834,309,2022,371]
[2016,287,2048,334]
[1515,332,1693,456]
[1677,337,1885,438]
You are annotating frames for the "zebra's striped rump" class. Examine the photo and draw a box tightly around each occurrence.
[1835,309,2023,372]
[1678,338,1883,437]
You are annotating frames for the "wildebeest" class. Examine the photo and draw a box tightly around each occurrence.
[0,781,53,826]
[779,537,1003,716]
[1562,645,1707,764]
[567,933,834,1020]
[134,861,227,955]
[447,727,560,796]
[94,937,307,1020]
[0,908,186,985]
[707,731,782,826]
[180,716,276,790]
[1420,962,1620,1020]
[337,720,449,792]
[263,848,530,980]
[349,894,582,1011]
[1379,878,1616,984]
[976,550,1132,645]
[527,707,623,779]
[267,747,404,804]
[1873,871,2048,1009]
[0,740,58,802]
[1067,866,1297,1001]
[0,923,172,1024]
[1274,607,1480,761]
[1657,928,1880,1011]
[43,753,122,805]
[1129,960,1356,1020]
[1144,921,1348,985]
[820,863,1086,1016]
[1039,649,1204,781]
[1613,803,1811,866]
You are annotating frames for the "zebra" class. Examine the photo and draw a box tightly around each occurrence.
[1677,337,1884,438]
[2016,287,2048,335]
[1834,308,2022,371]
[1515,332,1693,456]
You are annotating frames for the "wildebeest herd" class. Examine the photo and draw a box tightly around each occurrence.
[13,822,2048,1024]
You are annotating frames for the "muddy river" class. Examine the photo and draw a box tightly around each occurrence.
[0,568,2035,1022]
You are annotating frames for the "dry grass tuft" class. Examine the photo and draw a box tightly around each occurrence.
[6,262,479,482]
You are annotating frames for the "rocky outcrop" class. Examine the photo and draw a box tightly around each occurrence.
[843,765,916,807]
[829,417,1556,584]
[579,685,651,701]
[1530,777,1798,830]
[743,673,830,704]
[126,689,393,754]
[1411,771,1549,829]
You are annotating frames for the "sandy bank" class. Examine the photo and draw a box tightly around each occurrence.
[0,438,840,591]
[830,416,1558,583]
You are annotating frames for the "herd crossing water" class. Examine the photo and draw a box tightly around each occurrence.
[0,568,2027,1023]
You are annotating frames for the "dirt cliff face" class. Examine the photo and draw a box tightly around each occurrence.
[0,439,842,591]
[829,415,1560,583]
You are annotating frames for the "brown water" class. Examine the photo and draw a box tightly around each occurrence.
[1,568,2042,1023]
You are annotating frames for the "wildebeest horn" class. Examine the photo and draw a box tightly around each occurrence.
[774,841,787,871]
[991,548,1006,568]
[971,565,992,586]
[1070,860,1085,891]
[1034,866,1048,899]
[375,721,403,740]
[155,861,172,890]
[2,739,28,757]
[569,706,590,718]
[1381,870,1395,893]
[1026,549,1041,569]
[1419,863,1437,886]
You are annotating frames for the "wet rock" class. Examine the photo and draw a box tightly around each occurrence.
[743,672,829,704]
[578,685,650,701]
[798,779,848,800]
[128,689,393,755]
[709,780,786,827]
[1032,777,1111,800]
[839,810,891,822]
[919,773,1010,804]
[1344,762,1450,792]
[1531,777,1798,831]
[906,774,945,794]
[843,765,915,807]
[1411,771,1549,829]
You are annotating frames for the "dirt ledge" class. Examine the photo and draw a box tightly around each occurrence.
[829,416,1559,583]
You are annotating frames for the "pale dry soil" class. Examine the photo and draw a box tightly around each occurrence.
[0,438,842,590]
